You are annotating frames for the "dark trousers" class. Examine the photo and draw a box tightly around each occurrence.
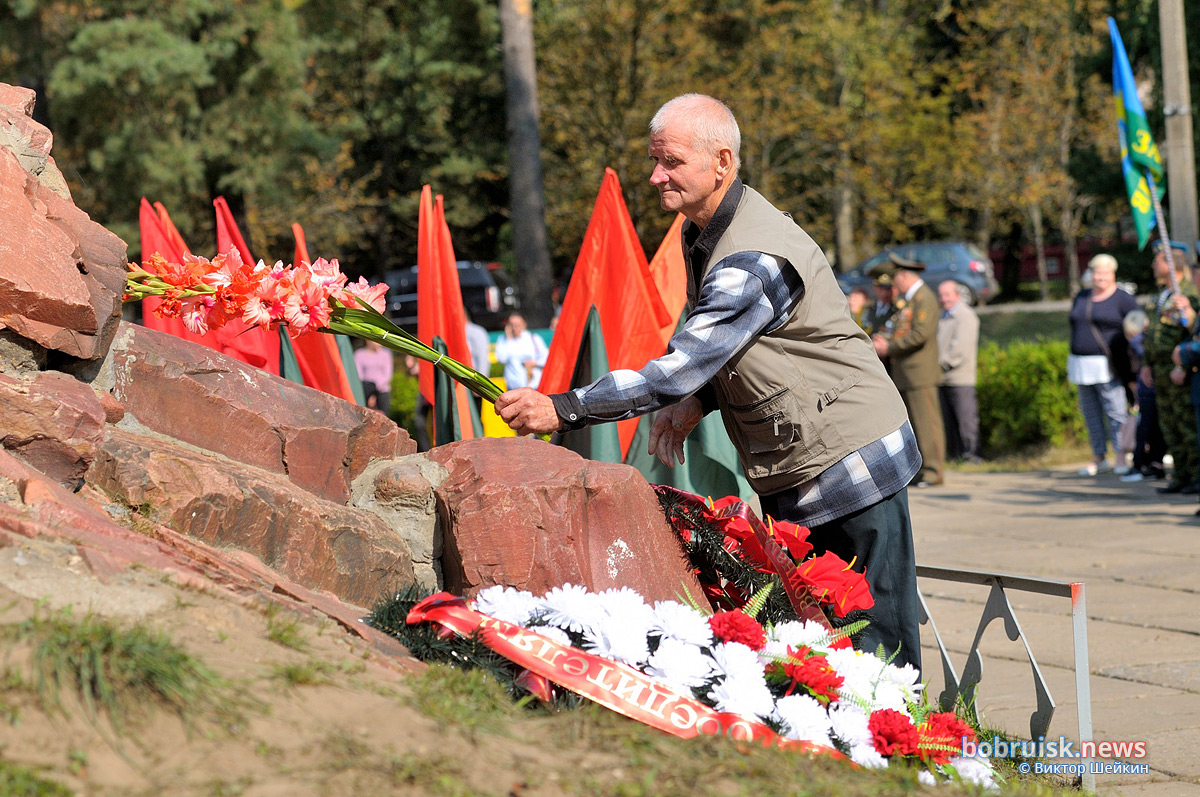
[795,489,922,672]
[1134,385,1166,471]
[939,384,980,461]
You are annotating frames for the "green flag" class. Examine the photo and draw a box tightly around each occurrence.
[1108,17,1164,249]
[432,336,483,446]
[558,306,622,463]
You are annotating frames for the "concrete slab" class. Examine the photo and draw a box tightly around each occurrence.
[910,465,1200,793]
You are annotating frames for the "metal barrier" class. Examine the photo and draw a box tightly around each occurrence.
[917,565,1095,792]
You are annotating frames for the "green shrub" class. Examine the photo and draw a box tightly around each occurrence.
[977,339,1084,455]
[389,368,421,440]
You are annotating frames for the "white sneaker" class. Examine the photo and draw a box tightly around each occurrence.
[1113,465,1132,476]
[1120,471,1146,482]
[1078,463,1099,476]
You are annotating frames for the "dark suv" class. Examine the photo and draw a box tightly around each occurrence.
[837,241,1000,306]
[383,261,519,332]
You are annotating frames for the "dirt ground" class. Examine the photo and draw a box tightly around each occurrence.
[0,531,640,796]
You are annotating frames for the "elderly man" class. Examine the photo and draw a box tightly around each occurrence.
[872,255,945,487]
[496,93,923,670]
[936,281,982,464]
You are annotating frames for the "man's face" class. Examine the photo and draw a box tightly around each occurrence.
[892,269,915,294]
[938,282,959,310]
[1152,253,1171,283]
[649,124,720,221]
[874,283,893,304]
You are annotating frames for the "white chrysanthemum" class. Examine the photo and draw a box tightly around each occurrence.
[878,662,924,704]
[917,770,937,786]
[849,743,889,769]
[581,619,651,666]
[645,637,715,693]
[596,587,658,639]
[827,703,873,749]
[766,620,835,653]
[772,694,834,748]
[540,583,606,634]
[825,648,900,713]
[526,624,573,647]
[472,585,543,627]
[650,601,713,647]
[707,672,777,720]
[946,756,997,789]
[709,642,765,682]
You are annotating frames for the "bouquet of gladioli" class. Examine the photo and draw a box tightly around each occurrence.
[124,251,501,402]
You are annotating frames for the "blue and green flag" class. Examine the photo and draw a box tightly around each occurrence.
[1108,17,1164,249]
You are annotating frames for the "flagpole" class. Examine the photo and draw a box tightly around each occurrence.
[1147,173,1180,293]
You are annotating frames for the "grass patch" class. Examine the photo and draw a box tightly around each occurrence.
[1,608,225,734]
[0,761,73,797]
[264,603,309,652]
[979,308,1069,349]
[405,662,523,737]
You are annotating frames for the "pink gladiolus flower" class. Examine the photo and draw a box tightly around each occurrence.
[308,257,348,291]
[282,270,332,337]
[180,296,214,335]
[342,277,388,314]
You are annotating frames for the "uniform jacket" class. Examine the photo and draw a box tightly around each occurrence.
[688,186,908,494]
[886,281,942,391]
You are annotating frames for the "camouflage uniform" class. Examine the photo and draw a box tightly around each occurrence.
[1143,281,1200,488]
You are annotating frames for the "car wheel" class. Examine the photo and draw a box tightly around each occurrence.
[955,282,978,306]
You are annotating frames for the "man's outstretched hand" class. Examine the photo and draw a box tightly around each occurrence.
[495,388,563,436]
[647,396,703,467]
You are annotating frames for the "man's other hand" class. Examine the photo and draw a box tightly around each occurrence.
[647,396,703,467]
[496,388,562,435]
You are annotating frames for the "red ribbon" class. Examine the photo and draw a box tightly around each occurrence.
[407,593,836,753]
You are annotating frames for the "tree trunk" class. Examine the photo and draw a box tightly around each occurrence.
[1029,201,1049,302]
[499,0,554,328]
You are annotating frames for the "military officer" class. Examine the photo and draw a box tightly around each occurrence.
[873,254,945,487]
[1144,242,1200,494]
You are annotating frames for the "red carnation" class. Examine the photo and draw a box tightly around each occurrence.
[779,647,844,705]
[708,610,767,650]
[918,712,976,763]
[868,708,921,758]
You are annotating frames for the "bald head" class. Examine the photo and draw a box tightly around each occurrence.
[650,94,741,174]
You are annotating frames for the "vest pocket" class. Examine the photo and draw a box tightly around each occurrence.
[726,384,826,480]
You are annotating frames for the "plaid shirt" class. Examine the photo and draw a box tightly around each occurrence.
[551,182,920,524]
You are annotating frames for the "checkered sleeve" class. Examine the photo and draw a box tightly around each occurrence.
[551,252,802,428]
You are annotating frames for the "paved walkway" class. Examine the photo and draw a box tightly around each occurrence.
[911,466,1200,795]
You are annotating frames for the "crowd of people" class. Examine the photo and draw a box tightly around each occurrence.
[850,254,983,488]
[1067,241,1200,515]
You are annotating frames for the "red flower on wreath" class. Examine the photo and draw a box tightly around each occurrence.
[769,645,844,705]
[792,552,875,617]
[767,517,814,562]
[917,712,976,764]
[868,708,920,757]
[708,610,767,650]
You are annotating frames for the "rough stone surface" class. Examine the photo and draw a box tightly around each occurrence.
[350,456,448,591]
[0,329,46,374]
[0,370,106,488]
[100,322,416,504]
[0,85,125,363]
[427,437,704,602]
[0,83,69,197]
[88,427,417,608]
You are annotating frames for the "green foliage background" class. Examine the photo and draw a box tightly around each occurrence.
[2,0,1192,298]
[977,339,1086,454]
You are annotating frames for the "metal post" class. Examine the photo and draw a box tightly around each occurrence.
[1071,582,1095,793]
[1159,0,1199,259]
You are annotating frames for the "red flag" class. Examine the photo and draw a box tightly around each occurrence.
[138,198,210,346]
[286,222,357,401]
[648,214,688,346]
[540,169,673,457]
[213,197,280,374]
[416,187,472,403]
[154,202,191,256]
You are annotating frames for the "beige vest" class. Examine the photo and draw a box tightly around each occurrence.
[688,187,908,494]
